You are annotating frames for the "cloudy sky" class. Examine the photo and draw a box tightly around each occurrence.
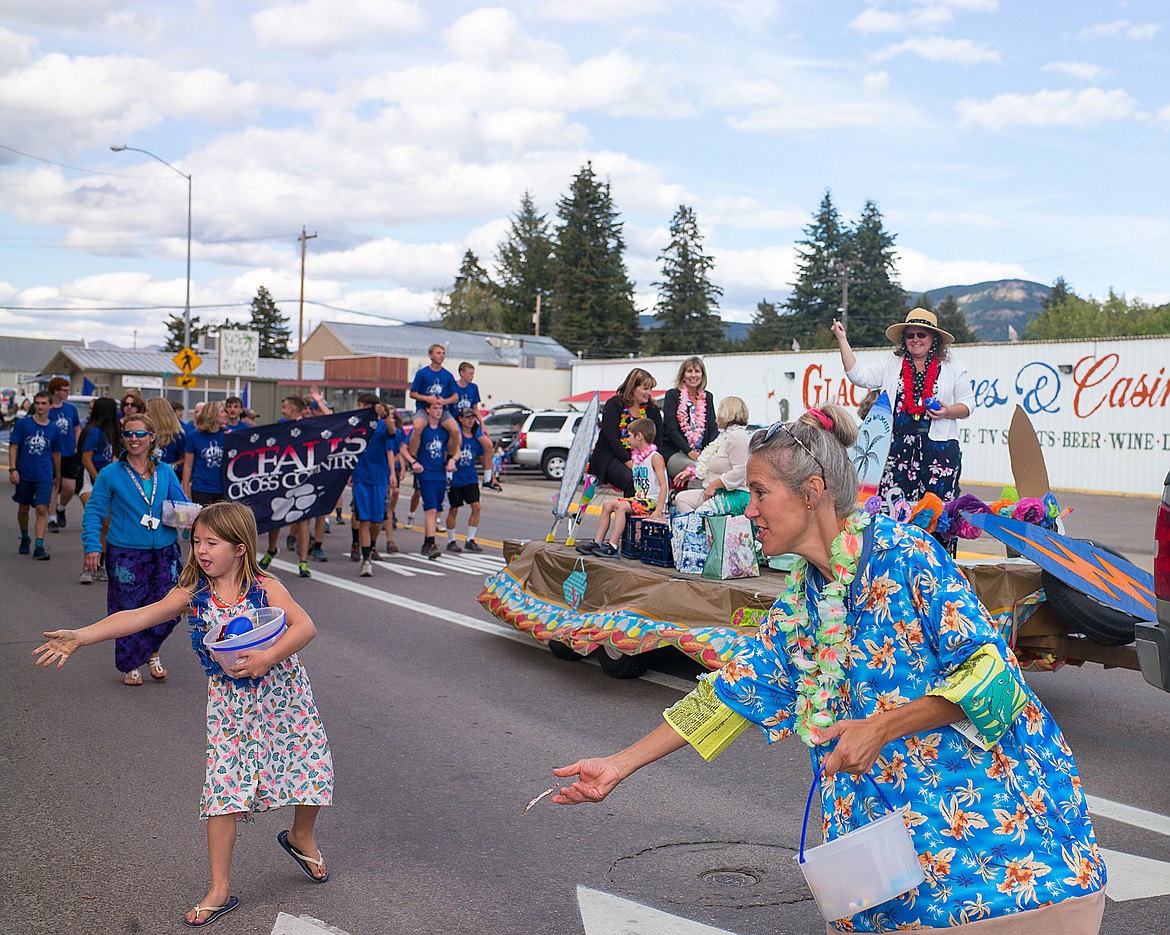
[0,0,1166,349]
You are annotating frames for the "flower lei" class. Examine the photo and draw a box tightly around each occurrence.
[900,355,939,416]
[677,389,707,451]
[618,405,646,449]
[693,428,728,481]
[630,443,657,466]
[771,510,870,746]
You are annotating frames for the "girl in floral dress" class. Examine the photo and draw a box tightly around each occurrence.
[33,501,334,928]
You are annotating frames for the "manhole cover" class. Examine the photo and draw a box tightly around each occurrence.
[608,841,810,908]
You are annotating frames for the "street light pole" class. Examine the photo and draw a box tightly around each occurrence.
[111,144,193,407]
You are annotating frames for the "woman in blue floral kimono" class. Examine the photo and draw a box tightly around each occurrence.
[551,404,1105,933]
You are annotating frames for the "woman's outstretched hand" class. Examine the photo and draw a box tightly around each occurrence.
[830,318,848,343]
[32,631,84,668]
[550,757,625,805]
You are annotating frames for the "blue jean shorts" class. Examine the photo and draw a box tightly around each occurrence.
[352,482,388,524]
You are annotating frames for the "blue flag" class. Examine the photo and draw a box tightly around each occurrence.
[222,408,378,534]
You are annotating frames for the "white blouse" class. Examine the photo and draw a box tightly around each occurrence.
[845,353,975,442]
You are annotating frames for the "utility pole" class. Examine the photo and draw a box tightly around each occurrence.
[297,226,317,383]
[533,294,541,336]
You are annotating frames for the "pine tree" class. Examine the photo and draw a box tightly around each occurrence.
[842,200,905,348]
[248,286,292,358]
[742,299,793,351]
[163,312,205,352]
[436,250,506,332]
[1041,276,1074,310]
[549,163,641,358]
[785,191,848,349]
[495,192,555,335]
[934,294,977,344]
[645,205,724,355]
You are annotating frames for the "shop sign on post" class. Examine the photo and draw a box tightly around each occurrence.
[219,329,260,377]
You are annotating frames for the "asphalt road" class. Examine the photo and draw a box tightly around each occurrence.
[5,477,1170,935]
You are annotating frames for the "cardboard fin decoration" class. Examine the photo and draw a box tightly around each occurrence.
[964,511,1155,621]
[1008,406,1051,499]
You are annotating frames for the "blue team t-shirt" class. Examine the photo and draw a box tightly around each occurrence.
[49,402,80,457]
[12,418,61,482]
[352,421,394,486]
[411,366,458,414]
[80,425,115,474]
[158,430,187,466]
[184,428,226,494]
[417,423,453,478]
[453,381,481,418]
[452,431,484,487]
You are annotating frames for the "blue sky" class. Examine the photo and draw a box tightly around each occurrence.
[0,0,1166,349]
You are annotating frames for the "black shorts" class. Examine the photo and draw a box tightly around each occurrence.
[447,482,480,509]
[60,455,79,481]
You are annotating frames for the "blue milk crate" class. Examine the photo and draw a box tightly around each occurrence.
[638,519,673,567]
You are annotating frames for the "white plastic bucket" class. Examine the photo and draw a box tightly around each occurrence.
[798,766,925,921]
[202,606,286,673]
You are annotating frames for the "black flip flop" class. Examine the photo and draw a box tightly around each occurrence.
[277,829,330,883]
[182,895,239,927]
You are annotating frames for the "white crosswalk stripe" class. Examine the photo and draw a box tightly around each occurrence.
[400,552,506,575]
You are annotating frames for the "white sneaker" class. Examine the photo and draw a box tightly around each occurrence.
[78,569,94,584]
[360,559,373,577]
[405,513,415,527]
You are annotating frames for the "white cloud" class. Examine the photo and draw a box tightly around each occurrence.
[872,36,1002,65]
[925,210,1001,229]
[0,28,38,73]
[1076,20,1160,41]
[897,246,1027,293]
[851,1,998,34]
[1042,61,1111,82]
[863,70,890,95]
[717,78,892,133]
[538,0,667,24]
[701,196,807,230]
[251,0,425,54]
[956,87,1137,129]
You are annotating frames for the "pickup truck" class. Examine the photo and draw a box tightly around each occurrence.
[1135,468,1170,690]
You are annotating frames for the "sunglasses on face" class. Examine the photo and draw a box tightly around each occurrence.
[122,429,152,438]
[903,330,932,340]
[761,421,827,478]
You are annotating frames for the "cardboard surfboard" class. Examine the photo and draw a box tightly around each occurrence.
[849,391,892,504]
[964,511,1155,621]
[547,392,600,541]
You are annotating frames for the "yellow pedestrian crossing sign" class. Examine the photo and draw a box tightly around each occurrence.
[173,347,202,375]
[176,375,197,388]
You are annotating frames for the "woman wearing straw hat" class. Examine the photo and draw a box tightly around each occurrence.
[549,407,1106,933]
[831,309,973,508]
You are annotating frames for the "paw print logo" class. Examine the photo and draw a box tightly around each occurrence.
[320,429,332,440]
[249,433,260,443]
[290,427,301,438]
[266,437,276,447]
[348,416,361,426]
[270,483,319,524]
[227,448,238,458]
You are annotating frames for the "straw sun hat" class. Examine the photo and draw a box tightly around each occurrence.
[885,308,955,347]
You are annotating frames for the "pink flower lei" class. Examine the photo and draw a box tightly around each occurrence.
[678,389,706,451]
[630,443,658,465]
[766,510,870,746]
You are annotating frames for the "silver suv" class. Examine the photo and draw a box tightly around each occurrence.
[514,410,587,480]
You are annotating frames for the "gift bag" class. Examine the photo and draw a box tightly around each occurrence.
[671,512,709,575]
[162,499,203,530]
[562,558,588,609]
[702,514,760,580]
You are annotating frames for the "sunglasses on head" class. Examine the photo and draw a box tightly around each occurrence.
[903,330,933,340]
[761,420,827,478]
[122,429,152,438]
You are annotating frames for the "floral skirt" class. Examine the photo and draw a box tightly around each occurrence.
[879,434,963,504]
[107,543,182,672]
[200,658,333,819]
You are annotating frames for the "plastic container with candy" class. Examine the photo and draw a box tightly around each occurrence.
[202,607,286,674]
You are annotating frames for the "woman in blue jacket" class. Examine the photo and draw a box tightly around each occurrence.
[82,412,186,687]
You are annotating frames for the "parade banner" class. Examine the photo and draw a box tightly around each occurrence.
[223,408,379,534]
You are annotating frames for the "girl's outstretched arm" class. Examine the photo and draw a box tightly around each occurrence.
[32,586,192,669]
[227,576,317,679]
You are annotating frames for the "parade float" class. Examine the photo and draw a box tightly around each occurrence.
[478,395,1156,680]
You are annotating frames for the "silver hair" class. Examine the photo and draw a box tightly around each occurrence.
[748,405,859,517]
